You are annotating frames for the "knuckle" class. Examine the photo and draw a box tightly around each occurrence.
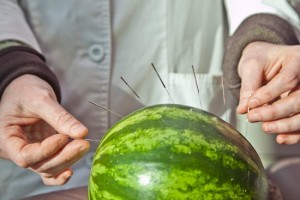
[262,90,274,102]
[14,154,30,168]
[240,56,262,68]
[266,105,279,120]
[31,89,55,108]
[240,43,266,64]
[268,109,277,121]
[241,84,254,94]
[243,42,265,55]
[33,163,56,176]
[55,111,74,127]
[281,71,298,90]
[285,122,293,133]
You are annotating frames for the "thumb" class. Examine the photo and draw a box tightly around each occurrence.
[237,61,264,114]
[36,99,88,138]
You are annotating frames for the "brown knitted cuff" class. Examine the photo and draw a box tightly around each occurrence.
[0,46,61,101]
[222,13,299,101]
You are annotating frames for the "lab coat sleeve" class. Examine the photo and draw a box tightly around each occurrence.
[0,1,61,100]
[222,0,300,100]
[0,0,41,52]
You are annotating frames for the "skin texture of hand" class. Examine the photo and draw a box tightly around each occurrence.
[237,41,300,145]
[0,74,90,185]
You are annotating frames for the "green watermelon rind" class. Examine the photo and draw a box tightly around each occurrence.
[89,104,268,200]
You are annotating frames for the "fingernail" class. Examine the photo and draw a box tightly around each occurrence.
[71,124,88,136]
[64,171,73,180]
[237,101,246,113]
[277,136,286,144]
[236,105,242,113]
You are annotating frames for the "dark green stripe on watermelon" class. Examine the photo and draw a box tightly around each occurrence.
[89,104,268,200]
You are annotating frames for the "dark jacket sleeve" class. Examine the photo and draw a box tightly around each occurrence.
[222,13,299,101]
[0,46,61,101]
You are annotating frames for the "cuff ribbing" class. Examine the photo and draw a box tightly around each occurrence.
[0,46,61,101]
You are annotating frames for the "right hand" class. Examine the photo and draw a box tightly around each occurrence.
[237,42,300,144]
[0,74,90,185]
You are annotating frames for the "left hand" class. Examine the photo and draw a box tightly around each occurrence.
[0,75,90,185]
[237,41,300,144]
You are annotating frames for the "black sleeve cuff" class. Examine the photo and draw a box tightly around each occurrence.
[222,13,299,100]
[0,46,61,101]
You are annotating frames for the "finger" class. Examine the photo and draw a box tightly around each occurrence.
[276,134,300,145]
[248,90,300,122]
[31,139,90,176]
[41,168,73,185]
[4,128,69,168]
[20,134,69,166]
[237,60,264,114]
[261,114,300,134]
[35,98,88,138]
[249,67,300,109]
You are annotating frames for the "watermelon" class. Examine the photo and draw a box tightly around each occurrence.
[88,104,269,200]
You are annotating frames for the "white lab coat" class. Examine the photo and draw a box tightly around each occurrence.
[0,0,299,199]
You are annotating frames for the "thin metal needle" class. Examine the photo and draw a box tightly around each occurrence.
[68,137,101,143]
[245,94,252,138]
[120,76,140,99]
[245,106,250,138]
[151,63,174,103]
[221,76,228,122]
[192,65,202,109]
[84,138,101,142]
[88,100,124,118]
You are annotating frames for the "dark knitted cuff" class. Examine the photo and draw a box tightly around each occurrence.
[0,46,61,101]
[222,13,299,100]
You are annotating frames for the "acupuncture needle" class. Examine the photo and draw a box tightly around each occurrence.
[68,137,101,143]
[221,76,228,122]
[245,94,252,138]
[83,138,101,142]
[245,106,250,138]
[88,100,124,118]
[86,76,142,143]
[120,76,140,99]
[81,101,124,143]
[192,65,202,109]
[151,63,174,103]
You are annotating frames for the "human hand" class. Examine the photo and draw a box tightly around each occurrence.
[237,41,300,144]
[0,74,90,185]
